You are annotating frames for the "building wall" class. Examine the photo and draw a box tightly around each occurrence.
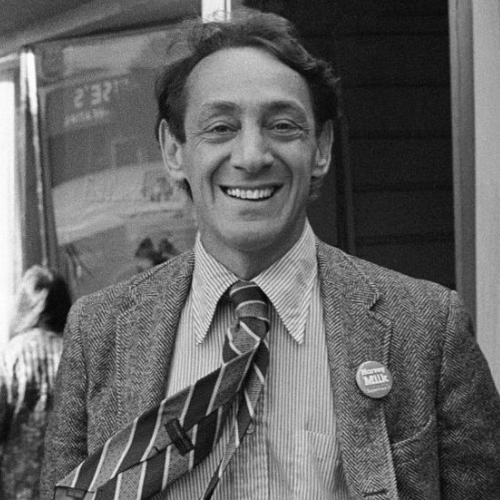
[256,0,455,288]
[336,0,454,288]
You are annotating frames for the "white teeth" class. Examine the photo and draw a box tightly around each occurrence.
[226,187,275,200]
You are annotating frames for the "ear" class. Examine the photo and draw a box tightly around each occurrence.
[159,119,186,182]
[312,119,334,180]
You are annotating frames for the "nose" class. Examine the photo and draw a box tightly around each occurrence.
[230,126,274,173]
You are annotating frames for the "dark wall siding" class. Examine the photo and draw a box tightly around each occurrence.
[243,0,454,288]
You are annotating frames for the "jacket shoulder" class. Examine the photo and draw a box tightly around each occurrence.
[73,251,194,312]
[316,241,461,333]
[317,241,453,301]
[66,251,194,345]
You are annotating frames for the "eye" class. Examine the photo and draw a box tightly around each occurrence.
[201,121,238,142]
[207,123,235,134]
[267,119,305,138]
[272,121,298,131]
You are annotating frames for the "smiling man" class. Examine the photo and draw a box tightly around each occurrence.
[159,46,332,279]
[42,12,500,500]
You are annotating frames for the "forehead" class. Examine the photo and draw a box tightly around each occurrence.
[184,47,314,119]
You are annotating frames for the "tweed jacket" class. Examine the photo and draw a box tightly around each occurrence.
[41,241,500,500]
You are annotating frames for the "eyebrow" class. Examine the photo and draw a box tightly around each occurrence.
[198,101,239,122]
[264,100,309,117]
[197,99,309,122]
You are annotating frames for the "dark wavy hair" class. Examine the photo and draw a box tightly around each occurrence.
[9,265,73,338]
[155,11,339,143]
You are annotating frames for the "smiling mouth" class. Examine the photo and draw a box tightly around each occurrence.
[222,186,280,201]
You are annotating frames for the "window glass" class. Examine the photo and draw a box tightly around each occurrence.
[36,27,197,297]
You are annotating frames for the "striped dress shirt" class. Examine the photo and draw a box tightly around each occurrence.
[163,222,351,499]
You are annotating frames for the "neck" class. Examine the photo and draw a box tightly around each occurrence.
[214,248,287,281]
[200,232,304,281]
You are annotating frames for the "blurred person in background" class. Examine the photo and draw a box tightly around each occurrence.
[114,237,167,283]
[134,237,166,273]
[0,265,72,500]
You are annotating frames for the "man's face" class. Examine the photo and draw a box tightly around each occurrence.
[161,47,332,268]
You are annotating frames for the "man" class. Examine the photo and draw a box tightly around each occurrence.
[41,12,500,500]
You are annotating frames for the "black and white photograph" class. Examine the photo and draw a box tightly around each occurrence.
[0,1,499,499]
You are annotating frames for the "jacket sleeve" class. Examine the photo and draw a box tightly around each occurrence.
[40,299,89,500]
[438,290,500,498]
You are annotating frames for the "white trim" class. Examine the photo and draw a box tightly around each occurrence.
[449,0,476,319]
[202,0,231,22]
[472,0,500,389]
[0,66,18,345]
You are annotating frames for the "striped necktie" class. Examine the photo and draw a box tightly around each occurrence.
[54,281,270,500]
[203,281,270,499]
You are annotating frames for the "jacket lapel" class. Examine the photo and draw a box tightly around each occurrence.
[115,252,195,424]
[317,242,398,500]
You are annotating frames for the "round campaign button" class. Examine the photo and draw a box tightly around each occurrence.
[356,361,393,399]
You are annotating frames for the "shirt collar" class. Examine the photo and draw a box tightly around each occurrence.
[191,236,239,344]
[192,221,318,344]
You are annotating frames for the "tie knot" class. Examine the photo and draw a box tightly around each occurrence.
[229,281,269,321]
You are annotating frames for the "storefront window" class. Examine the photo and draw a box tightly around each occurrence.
[36,27,197,297]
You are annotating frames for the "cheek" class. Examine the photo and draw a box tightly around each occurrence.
[180,156,202,187]
[288,158,315,185]
[185,149,221,183]
[278,142,316,168]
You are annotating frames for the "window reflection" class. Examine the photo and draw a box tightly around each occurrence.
[36,28,197,297]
